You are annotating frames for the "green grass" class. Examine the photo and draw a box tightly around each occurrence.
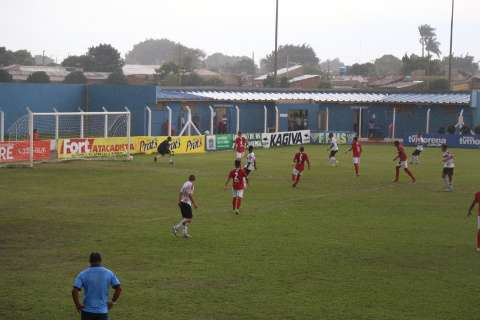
[1,145,480,320]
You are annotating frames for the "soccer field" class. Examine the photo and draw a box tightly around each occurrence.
[1,145,480,320]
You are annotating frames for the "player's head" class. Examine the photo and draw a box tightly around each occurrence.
[299,146,305,152]
[234,160,241,168]
[394,140,400,146]
[353,136,358,142]
[441,144,448,151]
[328,133,333,138]
[248,145,253,152]
[188,174,196,182]
[89,252,102,265]
[167,136,172,141]
[33,129,38,133]
[237,131,242,136]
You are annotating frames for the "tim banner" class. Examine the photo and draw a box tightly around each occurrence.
[262,130,311,148]
[0,140,50,163]
[245,133,264,148]
[57,137,134,160]
[403,134,480,149]
[133,136,205,155]
[310,132,356,145]
[215,134,233,151]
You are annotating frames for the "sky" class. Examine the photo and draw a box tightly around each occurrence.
[1,0,479,65]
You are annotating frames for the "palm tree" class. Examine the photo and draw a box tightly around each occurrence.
[418,24,435,58]
[426,37,442,58]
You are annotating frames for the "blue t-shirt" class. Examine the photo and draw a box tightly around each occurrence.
[73,266,121,314]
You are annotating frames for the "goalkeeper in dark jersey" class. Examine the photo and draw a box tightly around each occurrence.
[154,136,174,165]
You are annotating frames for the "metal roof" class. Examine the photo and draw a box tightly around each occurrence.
[157,89,471,105]
[289,74,320,83]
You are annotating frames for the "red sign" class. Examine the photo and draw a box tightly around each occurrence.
[0,140,50,163]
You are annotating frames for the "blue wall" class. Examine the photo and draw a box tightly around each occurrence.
[0,83,85,134]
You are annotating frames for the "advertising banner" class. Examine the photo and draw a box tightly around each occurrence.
[310,132,356,145]
[215,134,234,150]
[245,133,264,148]
[57,137,133,160]
[205,135,216,151]
[261,130,311,148]
[0,140,50,163]
[134,136,205,155]
[403,134,480,149]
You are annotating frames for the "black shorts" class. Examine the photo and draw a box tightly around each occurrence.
[329,150,338,158]
[81,311,108,320]
[443,167,454,176]
[412,150,422,156]
[158,149,171,156]
[179,202,193,219]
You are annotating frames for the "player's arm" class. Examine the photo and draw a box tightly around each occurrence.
[189,193,198,209]
[71,287,84,312]
[254,160,257,169]
[467,198,478,217]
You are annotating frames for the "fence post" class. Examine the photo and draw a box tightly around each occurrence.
[166,106,172,136]
[102,107,108,138]
[27,107,34,167]
[145,106,152,136]
[275,105,279,132]
[125,107,131,158]
[53,108,59,141]
[0,109,4,142]
[426,108,431,134]
[326,107,329,132]
[235,105,240,133]
[79,108,84,138]
[358,108,363,138]
[392,107,397,139]
[263,105,267,133]
[209,105,215,134]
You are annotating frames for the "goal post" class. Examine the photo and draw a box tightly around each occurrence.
[1,108,132,167]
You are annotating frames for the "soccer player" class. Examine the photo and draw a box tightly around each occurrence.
[172,175,198,239]
[346,136,362,176]
[467,191,480,251]
[154,136,173,164]
[393,141,416,183]
[292,146,310,188]
[441,144,455,192]
[233,131,248,160]
[244,145,257,176]
[225,160,248,214]
[411,133,425,164]
[327,133,339,166]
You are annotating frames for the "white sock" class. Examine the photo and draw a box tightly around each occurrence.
[183,224,189,235]
[175,219,186,230]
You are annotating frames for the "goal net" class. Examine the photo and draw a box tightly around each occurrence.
[1,109,131,167]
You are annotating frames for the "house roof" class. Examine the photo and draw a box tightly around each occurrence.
[254,65,303,81]
[123,64,160,76]
[289,74,320,83]
[157,88,471,105]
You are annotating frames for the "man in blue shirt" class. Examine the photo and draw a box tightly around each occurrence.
[72,252,122,320]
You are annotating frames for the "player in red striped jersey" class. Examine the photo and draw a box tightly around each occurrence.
[292,146,310,188]
[346,136,362,176]
[233,132,248,160]
[393,141,416,183]
[467,192,480,251]
[224,160,248,214]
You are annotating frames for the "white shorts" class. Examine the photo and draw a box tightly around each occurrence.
[352,157,360,164]
[235,152,244,159]
[398,160,408,169]
[292,168,303,176]
[232,189,244,198]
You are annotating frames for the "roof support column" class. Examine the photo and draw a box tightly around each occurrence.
[264,105,268,133]
[235,105,240,133]
[426,108,431,134]
[166,106,172,136]
[209,105,215,135]
[275,105,279,132]
[392,107,396,139]
[326,107,329,132]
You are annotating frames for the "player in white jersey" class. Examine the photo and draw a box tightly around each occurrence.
[441,144,455,192]
[327,133,339,166]
[244,145,257,176]
[172,175,198,238]
[411,133,425,164]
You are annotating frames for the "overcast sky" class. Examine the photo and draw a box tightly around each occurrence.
[1,0,479,65]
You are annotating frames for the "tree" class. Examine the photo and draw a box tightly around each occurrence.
[0,47,15,66]
[87,44,124,72]
[442,54,479,75]
[418,24,441,58]
[205,53,256,74]
[0,69,12,82]
[106,70,128,85]
[263,75,276,88]
[319,58,345,76]
[62,55,94,70]
[402,54,443,76]
[34,55,55,66]
[12,50,35,65]
[155,62,180,84]
[64,71,87,84]
[26,71,50,83]
[279,76,289,88]
[261,44,319,72]
[374,55,402,76]
[347,62,375,77]
[125,39,205,70]
[428,79,449,91]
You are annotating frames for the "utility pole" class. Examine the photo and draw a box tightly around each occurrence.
[448,0,455,90]
[252,51,255,87]
[273,0,279,86]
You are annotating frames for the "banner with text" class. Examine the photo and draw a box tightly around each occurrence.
[57,138,133,160]
[403,134,480,149]
[0,140,50,163]
[245,133,264,148]
[215,134,234,150]
[261,130,311,149]
[134,136,205,155]
[311,132,356,145]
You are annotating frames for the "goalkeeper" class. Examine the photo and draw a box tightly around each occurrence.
[154,136,174,164]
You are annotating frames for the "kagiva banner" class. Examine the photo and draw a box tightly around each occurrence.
[58,137,134,160]
[261,130,311,148]
[0,140,50,163]
[403,134,480,149]
[310,132,356,145]
[134,136,205,155]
